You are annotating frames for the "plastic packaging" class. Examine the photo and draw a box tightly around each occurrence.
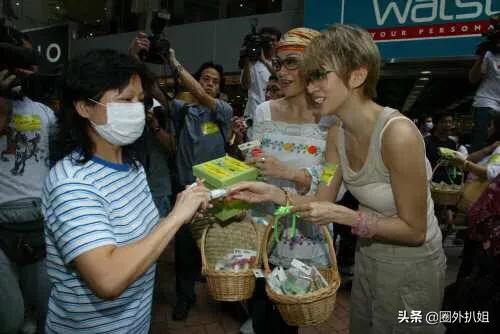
[266,259,328,296]
[214,248,257,272]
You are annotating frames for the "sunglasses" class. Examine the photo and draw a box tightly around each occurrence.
[306,68,335,83]
[271,56,301,72]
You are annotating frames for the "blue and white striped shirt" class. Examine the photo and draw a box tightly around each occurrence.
[41,153,159,333]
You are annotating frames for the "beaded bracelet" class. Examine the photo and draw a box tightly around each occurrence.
[351,211,379,238]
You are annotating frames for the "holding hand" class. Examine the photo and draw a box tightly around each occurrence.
[231,116,247,144]
[0,69,16,96]
[170,182,210,224]
[228,181,283,204]
[129,32,150,59]
[247,154,291,179]
[293,202,357,226]
[450,151,467,169]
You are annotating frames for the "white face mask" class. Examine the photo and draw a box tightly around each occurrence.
[425,121,434,131]
[88,99,145,146]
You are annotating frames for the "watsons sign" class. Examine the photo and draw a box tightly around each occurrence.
[374,0,497,25]
[371,0,498,41]
[304,0,500,59]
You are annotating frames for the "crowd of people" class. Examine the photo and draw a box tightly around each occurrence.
[0,20,499,334]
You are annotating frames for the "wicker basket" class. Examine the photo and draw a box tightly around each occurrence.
[200,219,261,302]
[262,222,341,326]
[430,161,464,206]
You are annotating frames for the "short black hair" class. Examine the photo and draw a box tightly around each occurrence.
[259,27,281,40]
[194,62,225,94]
[433,111,453,124]
[58,49,149,167]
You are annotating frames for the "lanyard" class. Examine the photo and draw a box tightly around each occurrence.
[273,205,300,243]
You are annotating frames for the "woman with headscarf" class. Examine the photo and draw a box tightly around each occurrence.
[243,27,341,334]
[232,25,446,334]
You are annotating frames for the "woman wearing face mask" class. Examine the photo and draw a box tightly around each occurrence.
[231,25,446,334]
[41,50,210,333]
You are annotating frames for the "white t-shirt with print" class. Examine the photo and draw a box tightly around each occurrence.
[0,97,56,204]
[473,51,500,112]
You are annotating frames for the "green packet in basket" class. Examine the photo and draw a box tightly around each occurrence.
[438,147,457,159]
[267,259,328,295]
[193,155,259,221]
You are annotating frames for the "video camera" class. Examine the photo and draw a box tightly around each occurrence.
[240,23,273,62]
[140,11,171,64]
[0,19,43,99]
[476,14,500,55]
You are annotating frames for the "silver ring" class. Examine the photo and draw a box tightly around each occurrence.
[260,157,266,163]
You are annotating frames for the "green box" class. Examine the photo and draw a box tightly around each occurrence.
[193,155,258,221]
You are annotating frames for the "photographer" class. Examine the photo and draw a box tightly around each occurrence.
[130,33,175,218]
[168,57,234,321]
[241,27,281,126]
[0,30,53,333]
[469,14,500,152]
[131,32,233,321]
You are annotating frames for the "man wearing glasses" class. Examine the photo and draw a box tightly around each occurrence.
[265,75,284,101]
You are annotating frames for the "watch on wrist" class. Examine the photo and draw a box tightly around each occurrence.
[174,62,184,74]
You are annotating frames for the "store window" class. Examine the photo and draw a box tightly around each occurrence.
[168,0,283,25]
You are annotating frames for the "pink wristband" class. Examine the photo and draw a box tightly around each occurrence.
[351,211,378,238]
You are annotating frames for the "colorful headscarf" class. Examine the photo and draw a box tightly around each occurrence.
[277,27,321,53]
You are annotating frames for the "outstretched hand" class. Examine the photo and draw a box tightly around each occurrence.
[228,181,282,205]
[292,202,357,226]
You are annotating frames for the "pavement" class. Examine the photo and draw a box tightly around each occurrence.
[151,231,463,334]
[150,243,351,334]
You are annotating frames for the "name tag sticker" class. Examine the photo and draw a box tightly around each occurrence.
[320,163,337,186]
[201,122,220,136]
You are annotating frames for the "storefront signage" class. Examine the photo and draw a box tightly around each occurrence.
[305,0,500,59]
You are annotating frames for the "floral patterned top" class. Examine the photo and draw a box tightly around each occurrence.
[250,101,337,267]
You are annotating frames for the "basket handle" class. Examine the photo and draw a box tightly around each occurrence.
[261,218,337,274]
[431,160,465,186]
[200,220,261,274]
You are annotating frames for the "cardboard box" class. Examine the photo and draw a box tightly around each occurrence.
[193,155,258,221]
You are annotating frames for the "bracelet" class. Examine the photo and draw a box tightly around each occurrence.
[351,211,379,238]
[174,62,184,75]
[280,187,292,206]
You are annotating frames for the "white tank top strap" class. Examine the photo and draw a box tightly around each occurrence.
[378,116,415,146]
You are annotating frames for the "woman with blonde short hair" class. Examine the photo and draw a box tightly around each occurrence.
[230,25,446,334]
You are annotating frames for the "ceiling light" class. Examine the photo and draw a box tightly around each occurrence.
[15,2,20,6]
[420,70,432,74]
[418,77,430,81]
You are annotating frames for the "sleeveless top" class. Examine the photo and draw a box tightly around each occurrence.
[336,107,441,245]
[251,101,337,267]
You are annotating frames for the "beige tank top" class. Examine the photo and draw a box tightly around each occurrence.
[337,107,441,243]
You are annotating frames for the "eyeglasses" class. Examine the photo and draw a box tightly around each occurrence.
[305,68,335,83]
[272,56,301,72]
[265,86,281,93]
